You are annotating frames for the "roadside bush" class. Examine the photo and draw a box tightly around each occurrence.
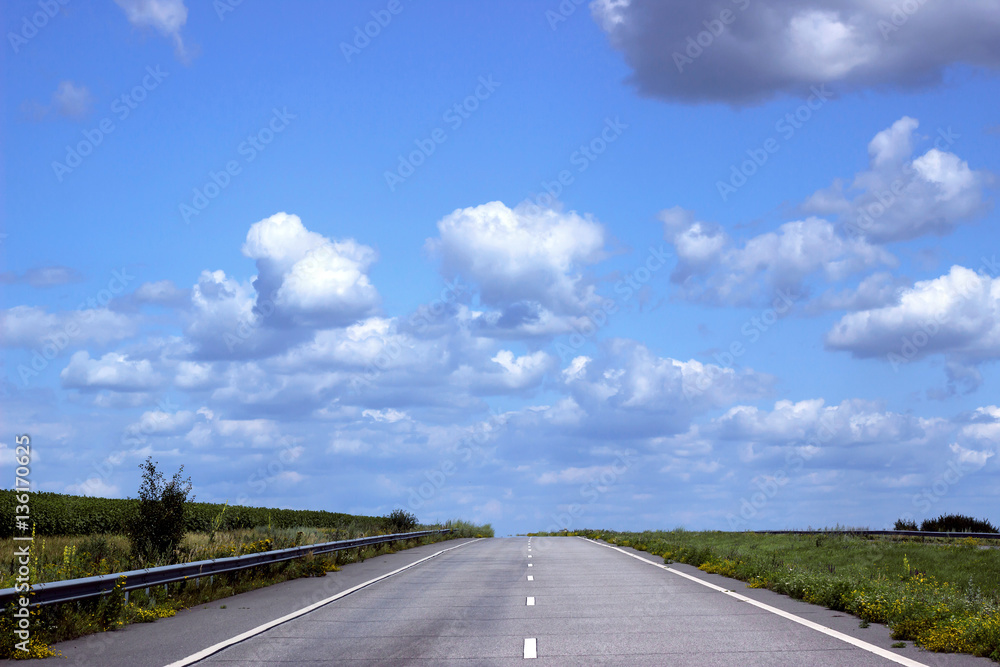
[920,514,997,534]
[894,518,919,531]
[387,509,418,533]
[127,458,193,564]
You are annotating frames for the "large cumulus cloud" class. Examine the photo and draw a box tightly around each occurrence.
[591,0,1000,105]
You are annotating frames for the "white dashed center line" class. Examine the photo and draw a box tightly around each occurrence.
[527,575,533,581]
[526,596,535,606]
[524,637,537,659]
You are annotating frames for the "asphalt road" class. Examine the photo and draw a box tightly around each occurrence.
[19,536,996,666]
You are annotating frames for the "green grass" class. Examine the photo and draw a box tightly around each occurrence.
[537,529,1000,662]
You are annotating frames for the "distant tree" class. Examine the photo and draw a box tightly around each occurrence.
[127,457,193,563]
[919,514,997,534]
[893,518,918,531]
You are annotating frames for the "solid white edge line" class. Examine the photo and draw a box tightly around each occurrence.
[577,537,929,667]
[524,637,537,659]
[164,539,479,667]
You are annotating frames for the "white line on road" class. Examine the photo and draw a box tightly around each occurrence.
[524,637,537,659]
[528,563,533,567]
[527,596,535,606]
[527,575,533,581]
[579,537,929,667]
[165,539,479,667]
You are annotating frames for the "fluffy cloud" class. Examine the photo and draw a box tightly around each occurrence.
[242,212,380,328]
[532,340,775,439]
[825,265,1000,364]
[52,81,93,118]
[427,201,606,316]
[114,0,189,58]
[60,351,162,391]
[802,117,992,242]
[591,0,1000,105]
[660,207,895,306]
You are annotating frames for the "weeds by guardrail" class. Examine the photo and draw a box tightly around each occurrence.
[0,529,447,608]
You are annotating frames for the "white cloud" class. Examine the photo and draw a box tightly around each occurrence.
[65,478,120,497]
[242,212,380,327]
[52,81,93,118]
[948,442,994,469]
[129,409,196,436]
[591,0,1000,105]
[802,117,992,242]
[427,201,606,314]
[661,207,895,306]
[60,351,161,391]
[825,265,1000,363]
[362,408,408,423]
[115,0,189,58]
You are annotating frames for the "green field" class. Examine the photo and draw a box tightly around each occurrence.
[0,490,391,537]
[538,529,1000,662]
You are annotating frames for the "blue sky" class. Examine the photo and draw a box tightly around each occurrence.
[3,0,999,535]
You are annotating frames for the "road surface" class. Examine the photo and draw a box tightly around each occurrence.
[28,536,995,666]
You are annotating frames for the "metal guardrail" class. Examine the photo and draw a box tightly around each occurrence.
[1,529,449,608]
[752,529,1000,540]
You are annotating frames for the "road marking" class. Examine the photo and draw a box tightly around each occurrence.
[528,555,532,558]
[578,537,929,667]
[528,563,532,567]
[524,637,537,659]
[527,575,533,581]
[165,539,479,667]
[526,596,535,606]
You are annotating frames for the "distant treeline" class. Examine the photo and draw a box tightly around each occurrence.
[894,513,997,534]
[0,490,392,537]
